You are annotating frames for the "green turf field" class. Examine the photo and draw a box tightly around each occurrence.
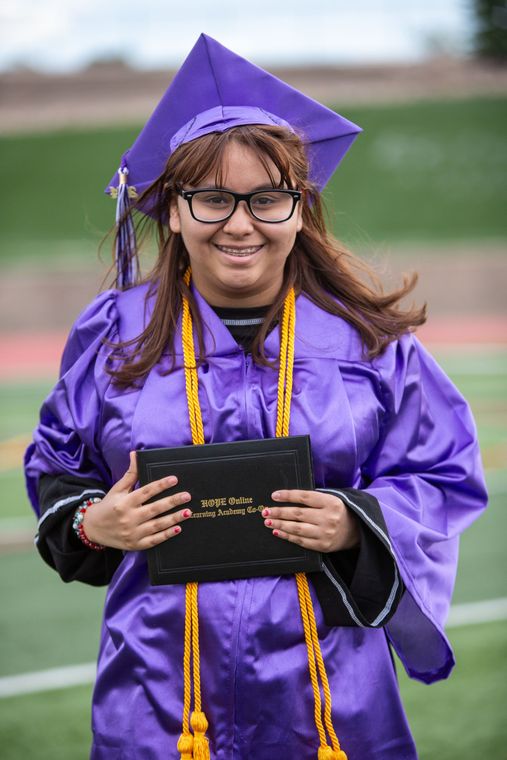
[1,621,505,760]
[1,349,506,758]
[1,94,505,757]
[1,97,506,266]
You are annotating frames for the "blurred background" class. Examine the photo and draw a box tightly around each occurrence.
[0,1,506,757]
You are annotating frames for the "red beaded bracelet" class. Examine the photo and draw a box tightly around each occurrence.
[72,497,105,551]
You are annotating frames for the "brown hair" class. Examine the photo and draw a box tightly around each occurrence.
[107,124,425,388]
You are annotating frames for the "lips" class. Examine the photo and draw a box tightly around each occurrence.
[215,244,264,257]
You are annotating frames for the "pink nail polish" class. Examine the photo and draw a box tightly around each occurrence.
[265,519,273,527]
[174,526,181,534]
[273,530,279,537]
[183,509,191,518]
[262,508,270,517]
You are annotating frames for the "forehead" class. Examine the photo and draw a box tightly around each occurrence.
[200,141,282,190]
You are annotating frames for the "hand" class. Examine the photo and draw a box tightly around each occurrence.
[262,489,360,553]
[83,451,193,551]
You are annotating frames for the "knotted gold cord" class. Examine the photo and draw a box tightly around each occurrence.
[178,268,347,759]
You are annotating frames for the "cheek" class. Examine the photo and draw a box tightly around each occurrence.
[279,221,301,254]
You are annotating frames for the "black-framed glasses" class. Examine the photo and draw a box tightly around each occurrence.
[177,188,302,224]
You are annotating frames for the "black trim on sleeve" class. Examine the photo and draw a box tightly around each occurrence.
[36,474,124,586]
[309,488,404,628]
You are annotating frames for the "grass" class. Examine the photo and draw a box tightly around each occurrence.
[0,97,505,265]
[1,349,505,756]
[326,97,507,246]
[1,463,503,677]
[0,622,505,759]
[0,481,504,679]
[0,549,105,676]
[0,471,36,521]
[1,353,505,677]
[1,94,505,756]
[0,685,93,760]
[398,620,507,759]
[0,382,53,440]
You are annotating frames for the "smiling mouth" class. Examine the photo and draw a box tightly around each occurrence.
[215,244,264,257]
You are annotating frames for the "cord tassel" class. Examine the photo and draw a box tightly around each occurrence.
[114,167,139,289]
[318,747,347,760]
[189,582,210,760]
[190,711,210,760]
[178,584,195,759]
[177,733,194,760]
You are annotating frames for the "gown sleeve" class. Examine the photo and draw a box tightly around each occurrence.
[311,487,404,629]
[24,290,124,584]
[362,332,487,683]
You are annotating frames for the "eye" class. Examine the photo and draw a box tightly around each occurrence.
[196,191,232,206]
[251,192,284,207]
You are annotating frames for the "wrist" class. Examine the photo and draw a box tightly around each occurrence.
[343,511,361,549]
[72,498,106,551]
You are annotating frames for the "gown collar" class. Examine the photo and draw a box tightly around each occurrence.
[190,282,283,359]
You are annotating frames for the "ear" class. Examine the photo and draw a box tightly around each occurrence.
[295,198,303,233]
[169,197,181,234]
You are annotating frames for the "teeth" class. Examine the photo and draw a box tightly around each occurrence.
[217,245,261,256]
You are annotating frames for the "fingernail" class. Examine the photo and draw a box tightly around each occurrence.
[272,492,281,500]
[174,526,181,534]
[165,476,177,485]
[183,509,191,518]
[262,508,270,517]
[181,493,191,502]
[273,530,279,537]
[265,519,273,527]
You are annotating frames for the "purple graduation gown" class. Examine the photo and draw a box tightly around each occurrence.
[25,283,487,759]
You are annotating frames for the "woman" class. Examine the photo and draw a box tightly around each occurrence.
[25,35,487,760]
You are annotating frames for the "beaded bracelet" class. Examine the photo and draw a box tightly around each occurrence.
[72,497,106,551]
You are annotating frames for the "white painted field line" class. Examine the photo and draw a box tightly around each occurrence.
[446,597,507,628]
[1,598,507,698]
[0,662,96,698]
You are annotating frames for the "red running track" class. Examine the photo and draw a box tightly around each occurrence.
[0,316,506,381]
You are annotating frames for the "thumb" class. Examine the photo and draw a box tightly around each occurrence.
[111,451,138,493]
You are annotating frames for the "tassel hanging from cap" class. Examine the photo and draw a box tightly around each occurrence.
[113,166,139,289]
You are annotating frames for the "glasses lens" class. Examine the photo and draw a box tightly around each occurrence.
[250,191,294,222]
[191,191,235,221]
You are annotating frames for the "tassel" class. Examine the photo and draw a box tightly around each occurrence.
[190,711,210,760]
[177,732,194,760]
[114,166,139,289]
[318,747,347,760]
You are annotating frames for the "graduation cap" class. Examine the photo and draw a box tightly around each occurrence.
[107,32,362,286]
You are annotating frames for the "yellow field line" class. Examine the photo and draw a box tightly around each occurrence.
[0,435,32,472]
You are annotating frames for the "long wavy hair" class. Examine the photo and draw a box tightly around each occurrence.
[106,124,426,388]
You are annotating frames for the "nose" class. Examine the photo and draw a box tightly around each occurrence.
[222,200,255,235]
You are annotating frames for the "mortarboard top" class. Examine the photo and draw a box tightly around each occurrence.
[106,33,362,199]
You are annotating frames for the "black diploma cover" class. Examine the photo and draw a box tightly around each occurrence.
[137,435,323,585]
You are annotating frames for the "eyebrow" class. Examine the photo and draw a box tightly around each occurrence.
[192,184,286,192]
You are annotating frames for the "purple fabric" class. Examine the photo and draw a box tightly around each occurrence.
[105,34,362,199]
[169,106,295,153]
[25,285,487,759]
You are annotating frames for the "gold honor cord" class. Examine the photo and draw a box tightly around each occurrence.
[178,269,347,760]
